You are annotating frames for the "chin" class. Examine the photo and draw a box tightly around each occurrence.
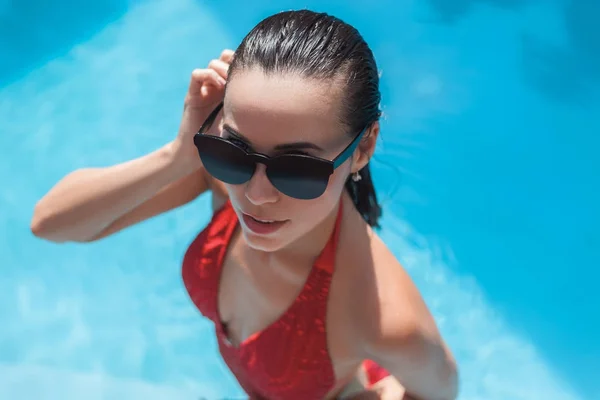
[241,230,286,253]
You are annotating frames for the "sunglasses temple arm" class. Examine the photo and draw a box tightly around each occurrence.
[332,126,367,169]
[198,102,224,133]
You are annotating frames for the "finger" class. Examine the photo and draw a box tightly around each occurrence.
[208,59,230,80]
[189,68,226,96]
[219,49,235,63]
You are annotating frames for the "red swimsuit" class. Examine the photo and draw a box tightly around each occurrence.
[182,200,390,399]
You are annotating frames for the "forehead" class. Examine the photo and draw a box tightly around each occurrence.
[223,69,345,148]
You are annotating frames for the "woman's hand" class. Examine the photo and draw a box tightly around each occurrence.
[170,49,234,171]
[341,374,406,400]
[343,375,430,399]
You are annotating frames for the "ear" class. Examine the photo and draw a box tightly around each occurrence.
[351,121,379,173]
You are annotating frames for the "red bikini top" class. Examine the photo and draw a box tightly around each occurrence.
[182,200,343,399]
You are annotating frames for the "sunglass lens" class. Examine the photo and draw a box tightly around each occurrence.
[268,157,332,200]
[196,136,254,185]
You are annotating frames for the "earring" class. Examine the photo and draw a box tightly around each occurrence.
[351,172,362,182]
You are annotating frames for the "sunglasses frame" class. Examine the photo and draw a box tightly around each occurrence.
[193,102,367,197]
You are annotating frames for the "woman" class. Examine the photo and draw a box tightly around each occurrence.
[31,10,458,400]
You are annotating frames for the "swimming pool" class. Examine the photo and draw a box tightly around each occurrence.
[1,0,598,399]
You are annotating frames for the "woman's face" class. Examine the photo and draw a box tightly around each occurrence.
[219,69,355,252]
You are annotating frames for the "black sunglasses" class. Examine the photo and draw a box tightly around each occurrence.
[193,103,366,200]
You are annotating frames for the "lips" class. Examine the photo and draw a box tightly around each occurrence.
[243,212,282,224]
[240,211,287,235]
[248,215,275,223]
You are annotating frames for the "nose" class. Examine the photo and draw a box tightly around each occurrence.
[245,164,279,205]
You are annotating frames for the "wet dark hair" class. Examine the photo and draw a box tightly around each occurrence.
[228,10,382,228]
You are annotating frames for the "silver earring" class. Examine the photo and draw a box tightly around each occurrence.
[351,172,362,182]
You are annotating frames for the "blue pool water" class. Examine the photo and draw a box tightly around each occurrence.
[1,0,598,399]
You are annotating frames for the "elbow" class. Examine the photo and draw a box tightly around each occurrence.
[438,350,459,400]
[412,335,460,400]
[424,331,459,400]
[30,214,61,243]
[30,202,70,243]
[30,202,51,238]
[30,217,45,238]
[446,364,459,400]
[408,359,458,400]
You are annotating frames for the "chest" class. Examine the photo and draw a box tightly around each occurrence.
[217,237,364,398]
[217,233,315,347]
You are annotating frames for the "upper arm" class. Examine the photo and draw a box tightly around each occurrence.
[356,249,458,399]
[89,167,210,241]
[367,321,458,400]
